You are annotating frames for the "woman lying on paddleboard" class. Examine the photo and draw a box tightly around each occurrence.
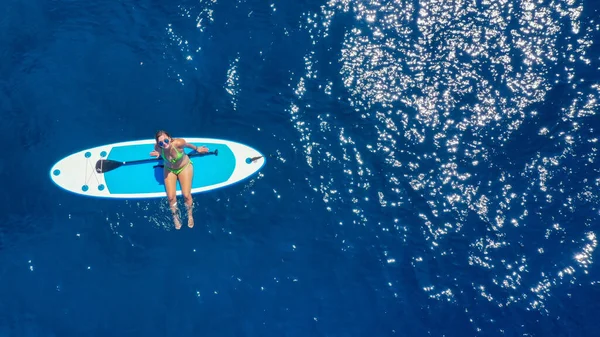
[150,130,209,230]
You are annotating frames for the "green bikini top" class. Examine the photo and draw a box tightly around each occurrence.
[162,146,184,164]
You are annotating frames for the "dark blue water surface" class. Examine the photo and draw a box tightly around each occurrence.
[2,0,600,336]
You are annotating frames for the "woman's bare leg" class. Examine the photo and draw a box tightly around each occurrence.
[177,163,195,228]
[164,169,182,229]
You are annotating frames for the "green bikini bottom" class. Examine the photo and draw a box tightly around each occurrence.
[166,160,192,175]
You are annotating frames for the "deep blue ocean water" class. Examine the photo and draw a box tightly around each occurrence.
[2,0,600,336]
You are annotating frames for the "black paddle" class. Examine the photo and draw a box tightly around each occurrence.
[95,149,218,174]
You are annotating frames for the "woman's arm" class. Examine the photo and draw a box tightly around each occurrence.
[178,138,208,153]
[150,143,160,157]
[180,139,198,152]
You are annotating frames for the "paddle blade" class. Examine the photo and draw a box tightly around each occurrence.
[95,159,124,173]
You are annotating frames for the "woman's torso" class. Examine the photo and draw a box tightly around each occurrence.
[162,144,189,169]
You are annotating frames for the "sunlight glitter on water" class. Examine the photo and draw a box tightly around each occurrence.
[226,56,240,110]
[293,0,600,316]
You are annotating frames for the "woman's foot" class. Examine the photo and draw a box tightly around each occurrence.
[185,203,194,228]
[173,214,182,230]
[187,213,194,228]
[170,203,182,230]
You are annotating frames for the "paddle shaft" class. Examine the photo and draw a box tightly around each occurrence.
[96,149,218,173]
[123,150,217,165]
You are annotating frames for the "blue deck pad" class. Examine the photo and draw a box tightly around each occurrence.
[104,142,236,194]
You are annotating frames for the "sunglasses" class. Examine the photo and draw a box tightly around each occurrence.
[158,138,170,147]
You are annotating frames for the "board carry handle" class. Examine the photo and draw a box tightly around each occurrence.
[95,149,218,174]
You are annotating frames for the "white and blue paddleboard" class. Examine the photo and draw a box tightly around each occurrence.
[49,138,266,198]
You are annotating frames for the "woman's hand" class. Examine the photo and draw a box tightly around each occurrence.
[196,146,209,153]
[150,150,160,158]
